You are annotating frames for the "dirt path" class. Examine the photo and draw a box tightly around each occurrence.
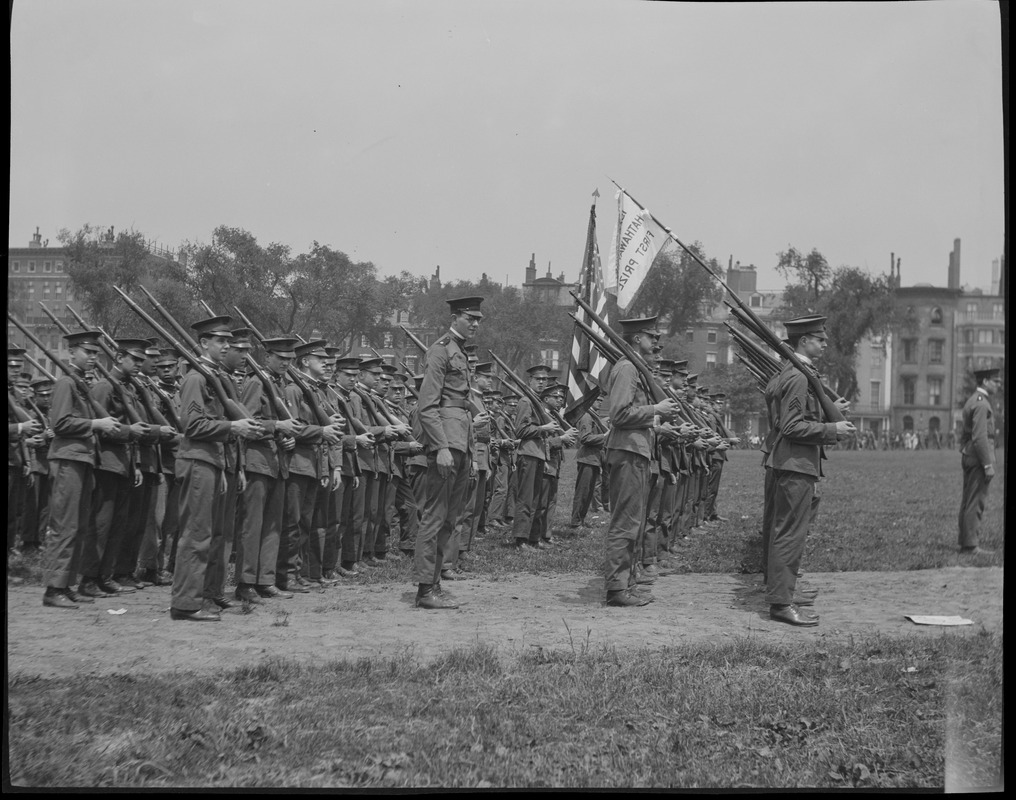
[6,565,1002,679]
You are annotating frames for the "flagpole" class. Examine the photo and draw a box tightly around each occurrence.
[608,179,846,423]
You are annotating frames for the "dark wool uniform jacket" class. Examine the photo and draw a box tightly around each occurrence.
[48,366,97,465]
[176,365,233,470]
[605,357,656,460]
[513,395,546,461]
[241,373,292,479]
[763,361,838,478]
[418,332,472,455]
[959,390,995,469]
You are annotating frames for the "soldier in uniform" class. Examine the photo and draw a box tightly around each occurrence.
[382,372,424,563]
[510,365,559,551]
[569,393,607,530]
[764,316,854,627]
[603,316,680,607]
[235,337,302,602]
[487,390,517,527]
[399,374,429,558]
[414,296,483,608]
[171,316,262,620]
[532,382,576,544]
[957,366,1000,555]
[41,332,121,608]
[20,377,54,554]
[80,339,153,597]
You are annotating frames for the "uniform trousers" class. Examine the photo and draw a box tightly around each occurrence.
[656,475,678,557]
[391,470,420,552]
[21,472,51,549]
[704,461,724,519]
[414,449,471,585]
[605,450,650,592]
[171,459,224,612]
[83,470,132,581]
[448,469,486,564]
[351,471,377,562]
[367,472,390,557]
[280,473,319,584]
[236,472,284,587]
[340,472,370,568]
[640,472,660,565]
[204,469,238,599]
[44,459,93,589]
[321,476,348,574]
[487,462,509,522]
[116,472,158,578]
[511,455,544,544]
[531,472,558,542]
[958,459,992,549]
[570,462,600,526]
[760,466,776,579]
[765,469,818,606]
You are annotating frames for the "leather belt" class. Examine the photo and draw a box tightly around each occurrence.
[439,397,468,409]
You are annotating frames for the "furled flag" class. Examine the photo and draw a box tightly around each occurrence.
[565,195,612,423]
[606,187,669,313]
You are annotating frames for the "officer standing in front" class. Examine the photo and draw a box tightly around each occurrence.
[413,296,483,609]
[957,366,1000,555]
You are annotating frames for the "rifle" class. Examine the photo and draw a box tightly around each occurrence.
[398,362,420,400]
[196,299,294,422]
[400,325,428,360]
[485,350,555,428]
[6,313,108,417]
[22,352,56,382]
[36,302,147,427]
[112,287,252,421]
[59,303,181,431]
[610,181,845,423]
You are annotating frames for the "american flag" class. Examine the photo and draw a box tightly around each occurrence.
[565,198,612,421]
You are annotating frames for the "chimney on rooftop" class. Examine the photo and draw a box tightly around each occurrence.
[525,253,536,285]
[29,227,42,248]
[947,239,961,290]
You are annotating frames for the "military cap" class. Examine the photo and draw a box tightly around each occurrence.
[697,385,709,395]
[526,364,551,376]
[115,339,151,359]
[783,315,828,340]
[618,316,661,336]
[447,296,484,319]
[144,338,162,357]
[658,359,676,375]
[295,339,329,359]
[710,392,727,400]
[31,377,55,394]
[483,390,502,400]
[324,345,344,358]
[672,359,689,372]
[974,367,1001,382]
[14,372,32,387]
[380,362,398,375]
[230,328,255,350]
[156,347,181,366]
[686,373,699,385]
[190,315,233,338]
[261,337,300,357]
[388,370,407,384]
[541,382,567,399]
[7,346,26,366]
[334,356,361,372]
[473,361,494,376]
[357,357,384,372]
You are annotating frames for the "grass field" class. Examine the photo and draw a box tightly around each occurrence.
[6,447,1004,789]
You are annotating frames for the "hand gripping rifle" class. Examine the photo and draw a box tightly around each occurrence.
[36,302,148,427]
[610,181,845,423]
[112,287,252,421]
[6,313,108,418]
[58,303,181,431]
[16,352,57,436]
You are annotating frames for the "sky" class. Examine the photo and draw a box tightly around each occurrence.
[9,0,1006,295]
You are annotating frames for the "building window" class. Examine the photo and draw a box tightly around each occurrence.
[55,261,64,273]
[55,284,63,296]
[902,415,914,431]
[404,355,418,373]
[965,356,973,371]
[685,330,694,343]
[28,261,36,272]
[360,335,370,348]
[750,294,761,308]
[707,331,717,344]
[977,329,992,344]
[930,307,943,325]
[43,281,51,298]
[28,282,35,295]
[966,302,978,315]
[540,349,560,370]
[993,303,1004,320]
[928,340,943,364]
[382,332,394,349]
[43,261,52,273]
[928,377,943,406]
[964,328,974,344]
[902,377,916,405]
[11,261,19,272]
[871,348,883,368]
[902,339,917,363]
[870,380,881,410]
[994,330,1004,345]
[706,353,717,370]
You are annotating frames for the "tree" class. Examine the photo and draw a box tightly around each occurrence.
[709,361,766,431]
[775,249,899,400]
[776,246,830,302]
[58,224,171,337]
[627,241,724,335]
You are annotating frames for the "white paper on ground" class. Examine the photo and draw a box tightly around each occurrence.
[904,615,973,626]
